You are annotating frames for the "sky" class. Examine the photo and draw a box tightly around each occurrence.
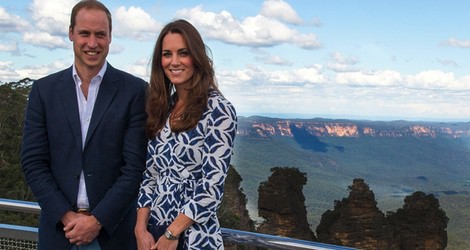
[2,0,470,122]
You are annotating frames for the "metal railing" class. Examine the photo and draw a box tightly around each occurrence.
[0,198,355,250]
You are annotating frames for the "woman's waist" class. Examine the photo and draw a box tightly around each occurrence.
[155,174,200,186]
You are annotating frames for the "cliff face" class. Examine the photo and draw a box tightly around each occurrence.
[316,178,398,249]
[219,166,255,232]
[316,179,448,250]
[237,117,470,139]
[256,167,316,241]
[387,191,449,250]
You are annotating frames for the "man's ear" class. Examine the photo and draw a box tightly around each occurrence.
[69,27,73,41]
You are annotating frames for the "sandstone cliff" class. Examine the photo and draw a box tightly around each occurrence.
[387,191,449,250]
[219,166,255,232]
[256,167,316,241]
[219,166,257,250]
[237,116,470,139]
[316,178,448,250]
[316,178,398,249]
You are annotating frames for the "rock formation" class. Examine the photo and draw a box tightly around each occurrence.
[316,178,449,250]
[256,167,316,241]
[219,166,255,232]
[316,178,398,249]
[219,166,256,250]
[387,191,448,249]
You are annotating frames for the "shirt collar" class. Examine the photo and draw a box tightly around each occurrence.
[72,62,108,83]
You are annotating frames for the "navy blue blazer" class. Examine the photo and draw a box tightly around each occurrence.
[21,64,147,250]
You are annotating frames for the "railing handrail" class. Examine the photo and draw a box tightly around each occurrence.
[0,198,40,214]
[0,198,356,250]
[221,228,356,250]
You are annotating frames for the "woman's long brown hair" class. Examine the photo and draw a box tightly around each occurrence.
[146,19,220,137]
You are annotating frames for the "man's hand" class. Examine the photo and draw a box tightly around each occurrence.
[63,213,102,246]
[61,210,79,226]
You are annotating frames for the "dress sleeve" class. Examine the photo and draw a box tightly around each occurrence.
[180,96,237,224]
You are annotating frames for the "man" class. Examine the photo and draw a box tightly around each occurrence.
[21,1,147,249]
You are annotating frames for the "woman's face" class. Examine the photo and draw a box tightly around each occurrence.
[161,32,195,89]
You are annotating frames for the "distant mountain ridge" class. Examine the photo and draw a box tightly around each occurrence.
[237,116,470,138]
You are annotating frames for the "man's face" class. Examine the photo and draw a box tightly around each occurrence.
[69,8,111,74]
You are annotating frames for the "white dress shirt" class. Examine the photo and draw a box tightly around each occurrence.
[72,63,107,209]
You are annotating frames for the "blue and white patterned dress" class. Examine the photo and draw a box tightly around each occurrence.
[137,90,237,249]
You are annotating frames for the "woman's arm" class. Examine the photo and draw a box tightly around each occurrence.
[135,207,155,250]
[180,95,237,224]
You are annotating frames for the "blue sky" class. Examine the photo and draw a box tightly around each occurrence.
[2,0,470,121]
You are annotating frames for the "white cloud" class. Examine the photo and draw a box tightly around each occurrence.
[256,54,292,66]
[124,57,151,81]
[442,38,470,48]
[334,68,470,91]
[405,70,470,90]
[327,63,356,73]
[216,61,470,120]
[437,59,459,68]
[217,68,255,86]
[331,52,358,65]
[30,0,74,35]
[260,0,303,25]
[0,42,18,53]
[176,6,321,49]
[250,48,292,66]
[23,32,68,49]
[336,70,403,86]
[309,17,323,28]
[109,43,125,54]
[16,60,69,81]
[0,6,30,32]
[269,66,327,84]
[113,6,161,40]
[0,61,21,83]
[218,64,326,87]
[327,52,359,72]
[0,59,71,83]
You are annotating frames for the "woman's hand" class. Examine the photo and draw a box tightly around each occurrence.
[152,236,179,250]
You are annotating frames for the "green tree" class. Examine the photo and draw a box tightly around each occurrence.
[0,78,37,226]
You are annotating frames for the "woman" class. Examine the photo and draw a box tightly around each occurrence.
[135,19,237,250]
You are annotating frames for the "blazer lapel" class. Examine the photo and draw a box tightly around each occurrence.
[84,65,118,147]
[58,67,83,151]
